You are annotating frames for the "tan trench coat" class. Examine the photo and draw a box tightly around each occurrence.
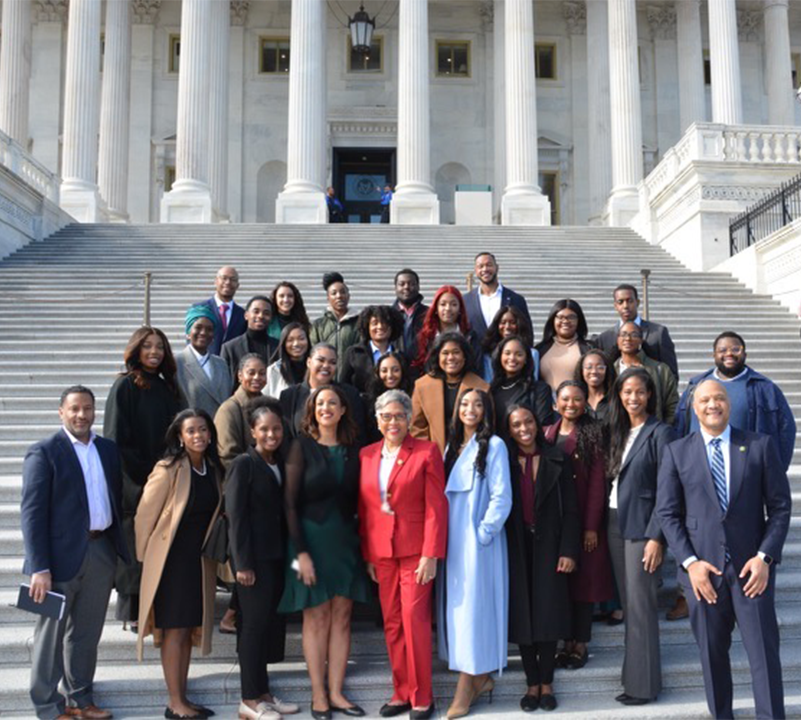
[134,457,222,661]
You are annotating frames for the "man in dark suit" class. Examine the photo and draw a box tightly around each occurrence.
[194,265,247,355]
[21,386,128,720]
[656,379,791,720]
[221,295,279,389]
[463,252,531,339]
[391,269,428,364]
[595,284,678,380]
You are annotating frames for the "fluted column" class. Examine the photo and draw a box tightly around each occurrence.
[676,0,705,132]
[98,0,132,222]
[61,0,106,222]
[708,0,743,124]
[492,0,506,220]
[0,0,32,145]
[604,0,642,226]
[501,0,549,225]
[764,0,794,126]
[391,0,439,224]
[208,0,230,221]
[161,0,213,223]
[276,0,327,224]
[586,0,611,224]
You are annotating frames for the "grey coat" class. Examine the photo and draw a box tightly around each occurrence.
[175,346,233,419]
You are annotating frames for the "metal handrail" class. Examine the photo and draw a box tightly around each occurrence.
[729,172,801,255]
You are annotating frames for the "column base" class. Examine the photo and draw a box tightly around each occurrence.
[603,189,639,227]
[160,181,214,223]
[390,191,440,225]
[501,192,551,226]
[106,208,130,224]
[60,181,109,223]
[275,191,327,224]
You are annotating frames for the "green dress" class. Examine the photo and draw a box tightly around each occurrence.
[279,439,372,612]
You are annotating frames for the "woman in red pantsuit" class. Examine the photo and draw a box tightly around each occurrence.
[359,389,448,720]
[545,380,613,669]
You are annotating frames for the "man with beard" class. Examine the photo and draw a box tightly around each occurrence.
[595,284,678,380]
[221,295,279,389]
[392,269,428,366]
[463,252,531,338]
[675,332,796,471]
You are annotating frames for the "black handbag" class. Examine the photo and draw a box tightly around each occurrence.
[202,513,229,564]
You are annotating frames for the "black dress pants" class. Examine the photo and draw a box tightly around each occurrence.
[236,560,286,700]
[519,642,558,686]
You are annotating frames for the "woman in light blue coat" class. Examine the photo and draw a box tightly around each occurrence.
[437,388,512,719]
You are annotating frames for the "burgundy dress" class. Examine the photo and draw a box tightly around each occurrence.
[544,420,613,603]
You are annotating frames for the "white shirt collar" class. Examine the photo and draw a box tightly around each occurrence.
[214,294,232,309]
[63,427,97,447]
[617,314,642,327]
[479,282,503,299]
[189,345,210,364]
[713,366,749,382]
[700,424,731,447]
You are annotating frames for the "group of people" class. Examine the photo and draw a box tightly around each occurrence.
[20,252,795,720]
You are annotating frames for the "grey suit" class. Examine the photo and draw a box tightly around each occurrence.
[607,417,676,701]
[175,347,233,419]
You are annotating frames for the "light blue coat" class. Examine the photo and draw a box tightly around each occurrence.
[437,435,512,674]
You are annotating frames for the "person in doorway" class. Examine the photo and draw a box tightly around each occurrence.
[379,185,393,223]
[326,187,345,224]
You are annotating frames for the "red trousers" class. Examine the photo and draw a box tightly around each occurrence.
[374,555,434,708]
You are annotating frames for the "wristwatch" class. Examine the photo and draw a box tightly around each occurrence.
[760,553,774,566]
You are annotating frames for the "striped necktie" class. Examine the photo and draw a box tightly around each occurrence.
[709,438,728,514]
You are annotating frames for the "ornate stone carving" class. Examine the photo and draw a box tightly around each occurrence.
[478,2,493,30]
[132,0,161,25]
[563,2,586,36]
[230,1,250,26]
[647,5,676,40]
[737,10,761,41]
[34,0,68,23]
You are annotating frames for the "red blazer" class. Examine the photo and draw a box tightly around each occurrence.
[359,435,448,564]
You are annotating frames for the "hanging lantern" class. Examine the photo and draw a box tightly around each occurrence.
[349,4,375,55]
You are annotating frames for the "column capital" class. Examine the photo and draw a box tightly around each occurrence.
[132,0,161,25]
[230,1,250,26]
[764,0,789,10]
[34,0,68,23]
[737,9,762,41]
[479,2,493,31]
[647,4,676,40]
[563,2,587,36]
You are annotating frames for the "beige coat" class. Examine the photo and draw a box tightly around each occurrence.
[214,385,254,469]
[410,372,489,454]
[134,457,222,661]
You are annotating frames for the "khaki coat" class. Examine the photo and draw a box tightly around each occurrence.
[134,457,222,661]
[410,372,489,453]
[214,385,254,469]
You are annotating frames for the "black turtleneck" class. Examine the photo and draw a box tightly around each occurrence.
[247,328,274,363]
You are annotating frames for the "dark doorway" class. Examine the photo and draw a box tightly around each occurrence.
[332,147,396,223]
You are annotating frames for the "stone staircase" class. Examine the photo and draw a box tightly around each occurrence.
[0,223,799,719]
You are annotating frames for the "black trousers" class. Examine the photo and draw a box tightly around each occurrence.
[519,642,558,686]
[570,601,594,643]
[236,560,286,700]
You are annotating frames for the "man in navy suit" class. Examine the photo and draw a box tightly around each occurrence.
[21,386,128,720]
[656,379,791,720]
[463,252,531,338]
[595,284,678,380]
[194,265,247,355]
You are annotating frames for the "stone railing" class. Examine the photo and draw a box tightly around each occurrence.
[0,129,59,204]
[643,122,801,202]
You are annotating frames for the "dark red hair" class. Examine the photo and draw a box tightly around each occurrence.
[413,285,471,369]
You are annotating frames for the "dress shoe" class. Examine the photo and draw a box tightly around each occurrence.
[410,706,435,720]
[257,696,300,715]
[567,647,588,669]
[188,705,214,717]
[666,595,689,621]
[310,704,332,720]
[238,702,279,720]
[329,704,366,717]
[539,694,558,712]
[519,694,539,712]
[378,702,411,717]
[616,694,652,706]
[164,708,207,719]
[65,705,113,719]
[607,611,624,626]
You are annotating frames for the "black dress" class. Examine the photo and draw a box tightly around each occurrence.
[103,371,183,621]
[154,465,219,629]
[492,376,555,438]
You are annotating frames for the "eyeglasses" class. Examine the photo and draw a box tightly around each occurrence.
[378,413,408,423]
[555,313,578,322]
[618,332,642,339]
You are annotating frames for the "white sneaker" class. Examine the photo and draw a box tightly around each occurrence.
[258,697,300,715]
[238,702,280,720]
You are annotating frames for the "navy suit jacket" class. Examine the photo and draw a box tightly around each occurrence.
[463,286,531,339]
[656,428,791,589]
[21,430,128,583]
[613,416,676,542]
[196,297,247,356]
[595,319,678,380]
